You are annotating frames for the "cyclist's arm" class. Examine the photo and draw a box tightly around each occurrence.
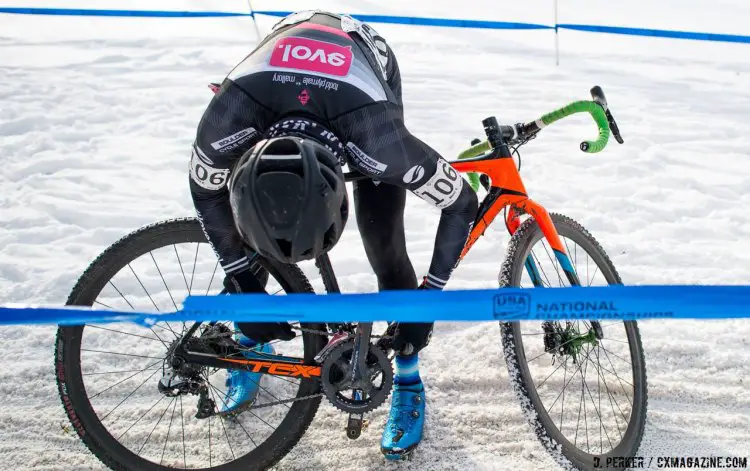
[189,82,264,275]
[408,149,478,289]
[337,107,478,289]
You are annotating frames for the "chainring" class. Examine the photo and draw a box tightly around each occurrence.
[321,339,393,414]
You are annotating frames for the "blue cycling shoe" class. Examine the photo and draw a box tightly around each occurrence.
[218,335,275,416]
[381,382,426,460]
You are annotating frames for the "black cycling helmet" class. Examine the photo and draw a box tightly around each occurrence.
[228,127,349,263]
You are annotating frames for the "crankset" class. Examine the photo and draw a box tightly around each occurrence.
[320,339,393,415]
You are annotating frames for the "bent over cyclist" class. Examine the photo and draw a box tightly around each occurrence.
[189,10,478,459]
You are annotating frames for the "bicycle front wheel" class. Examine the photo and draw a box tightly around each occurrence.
[55,218,327,470]
[499,213,647,470]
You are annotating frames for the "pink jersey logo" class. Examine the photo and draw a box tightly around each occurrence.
[270,37,353,77]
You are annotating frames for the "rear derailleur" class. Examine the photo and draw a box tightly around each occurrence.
[157,323,238,419]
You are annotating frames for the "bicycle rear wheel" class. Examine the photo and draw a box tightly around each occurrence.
[55,218,327,470]
[499,213,647,470]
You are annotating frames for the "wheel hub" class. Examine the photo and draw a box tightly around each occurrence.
[543,321,599,364]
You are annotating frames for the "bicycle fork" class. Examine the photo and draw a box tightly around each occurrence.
[506,202,580,287]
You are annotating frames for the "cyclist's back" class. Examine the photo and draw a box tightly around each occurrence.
[228,11,399,121]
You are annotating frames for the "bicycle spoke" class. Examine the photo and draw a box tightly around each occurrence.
[87,325,165,344]
[588,264,601,287]
[582,358,590,452]
[174,245,190,292]
[116,394,168,441]
[108,281,136,310]
[597,344,631,365]
[594,347,627,438]
[205,381,259,447]
[128,263,161,312]
[137,396,176,455]
[531,251,552,287]
[84,368,164,376]
[599,346,634,407]
[563,237,578,274]
[100,367,163,422]
[206,261,219,295]
[150,252,178,311]
[586,253,589,288]
[179,396,187,468]
[189,243,200,294]
[580,350,614,452]
[82,349,165,360]
[560,358,567,432]
[546,347,596,412]
[526,333,593,365]
[89,360,163,399]
[534,357,568,390]
[540,240,566,287]
[159,397,179,465]
[206,382,236,461]
[208,403,213,467]
[94,299,115,310]
[574,358,584,447]
[597,346,603,451]
[593,360,634,388]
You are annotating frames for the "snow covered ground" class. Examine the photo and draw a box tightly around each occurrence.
[1,1,750,470]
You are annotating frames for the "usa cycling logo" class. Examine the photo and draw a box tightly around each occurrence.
[493,293,531,320]
[270,37,353,77]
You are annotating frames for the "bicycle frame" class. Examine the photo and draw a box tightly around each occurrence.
[449,148,581,287]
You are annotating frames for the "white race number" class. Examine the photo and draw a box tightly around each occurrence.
[412,159,463,209]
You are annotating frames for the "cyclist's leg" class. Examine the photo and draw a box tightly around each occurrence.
[353,179,418,291]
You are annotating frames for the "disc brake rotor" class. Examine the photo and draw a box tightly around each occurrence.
[321,339,393,414]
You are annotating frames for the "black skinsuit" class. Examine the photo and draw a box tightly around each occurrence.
[189,11,478,349]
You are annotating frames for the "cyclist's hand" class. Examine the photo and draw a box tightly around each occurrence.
[390,279,434,355]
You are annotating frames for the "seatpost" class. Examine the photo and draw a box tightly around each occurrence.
[482,116,512,158]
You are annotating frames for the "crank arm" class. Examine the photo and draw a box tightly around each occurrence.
[346,390,367,439]
[350,323,373,382]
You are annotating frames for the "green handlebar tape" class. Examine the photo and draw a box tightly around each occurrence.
[540,100,610,153]
[456,140,491,192]
[454,100,611,193]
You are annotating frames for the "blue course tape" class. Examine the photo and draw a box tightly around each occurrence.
[557,23,750,44]
[254,10,552,30]
[0,7,251,18]
[2,8,748,45]
[2,285,750,327]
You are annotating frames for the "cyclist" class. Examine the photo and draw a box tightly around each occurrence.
[189,10,478,459]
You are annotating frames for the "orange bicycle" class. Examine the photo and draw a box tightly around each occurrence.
[56,86,646,470]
